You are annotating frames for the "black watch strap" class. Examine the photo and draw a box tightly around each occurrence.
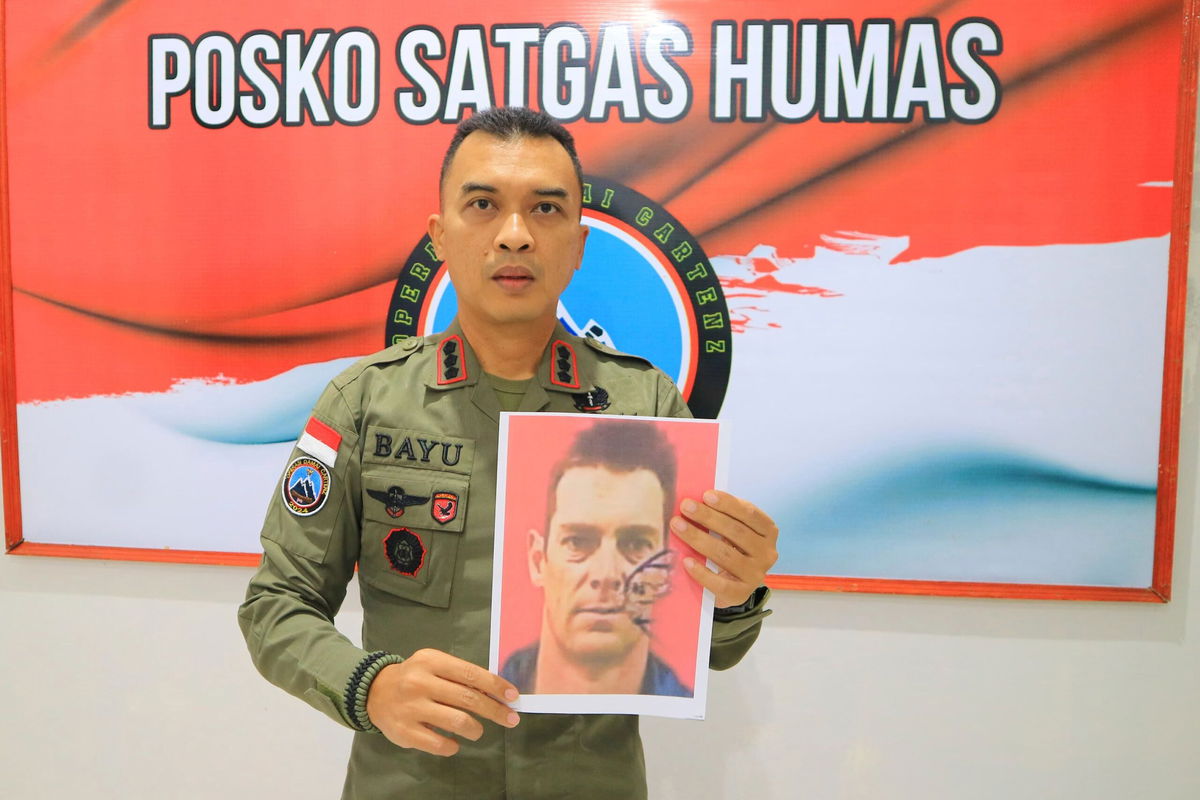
[714,585,767,618]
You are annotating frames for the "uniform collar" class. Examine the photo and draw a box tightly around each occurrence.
[424,319,598,397]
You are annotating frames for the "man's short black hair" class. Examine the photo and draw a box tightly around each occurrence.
[544,420,678,548]
[439,106,584,194]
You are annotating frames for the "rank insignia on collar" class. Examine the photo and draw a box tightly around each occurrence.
[384,528,426,576]
[572,387,611,413]
[437,335,467,385]
[431,491,459,524]
[366,485,430,518]
[549,339,581,389]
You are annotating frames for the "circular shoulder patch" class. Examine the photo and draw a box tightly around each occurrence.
[282,456,332,517]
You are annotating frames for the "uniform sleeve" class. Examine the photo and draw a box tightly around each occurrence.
[652,369,772,672]
[237,381,386,730]
[709,588,771,670]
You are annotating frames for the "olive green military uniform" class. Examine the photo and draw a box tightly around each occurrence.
[238,320,770,800]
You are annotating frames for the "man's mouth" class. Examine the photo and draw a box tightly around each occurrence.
[492,265,534,291]
[574,606,623,615]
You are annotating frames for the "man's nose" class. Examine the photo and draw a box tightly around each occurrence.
[495,212,533,252]
[589,544,628,595]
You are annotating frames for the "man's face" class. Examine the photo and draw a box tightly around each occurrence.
[428,133,588,329]
[529,466,667,667]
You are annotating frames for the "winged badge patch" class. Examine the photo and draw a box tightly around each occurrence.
[367,485,430,518]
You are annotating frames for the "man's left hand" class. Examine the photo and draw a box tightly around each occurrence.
[671,490,779,609]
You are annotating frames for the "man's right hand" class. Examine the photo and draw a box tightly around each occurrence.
[365,648,521,757]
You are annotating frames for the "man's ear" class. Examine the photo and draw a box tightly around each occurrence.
[427,212,444,261]
[528,528,546,587]
[574,223,589,271]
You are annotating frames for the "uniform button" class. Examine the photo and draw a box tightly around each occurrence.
[402,338,418,350]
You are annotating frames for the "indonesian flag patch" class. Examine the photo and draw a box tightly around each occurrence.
[298,416,342,467]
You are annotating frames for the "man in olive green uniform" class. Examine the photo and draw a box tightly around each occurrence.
[239,107,779,799]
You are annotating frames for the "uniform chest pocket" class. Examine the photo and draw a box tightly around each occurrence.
[358,468,469,608]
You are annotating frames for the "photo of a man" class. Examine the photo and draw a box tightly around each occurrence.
[504,418,690,696]
[492,413,722,715]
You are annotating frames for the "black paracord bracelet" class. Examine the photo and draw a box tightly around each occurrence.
[343,651,404,731]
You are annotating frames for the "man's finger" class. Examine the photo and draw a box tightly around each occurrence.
[676,499,761,556]
[421,699,487,742]
[681,556,747,604]
[696,491,779,544]
[401,724,461,757]
[670,515,751,579]
[416,649,520,703]
[428,678,521,730]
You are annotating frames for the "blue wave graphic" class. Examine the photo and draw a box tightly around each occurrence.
[136,357,360,445]
[770,448,1156,587]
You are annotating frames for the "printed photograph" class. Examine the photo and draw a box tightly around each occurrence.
[490,413,723,718]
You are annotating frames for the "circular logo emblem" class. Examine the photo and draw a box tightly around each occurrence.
[384,528,426,576]
[282,456,331,517]
[384,177,732,418]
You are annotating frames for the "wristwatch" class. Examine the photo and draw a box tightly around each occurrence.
[714,585,768,618]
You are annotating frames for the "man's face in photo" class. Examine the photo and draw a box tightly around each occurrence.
[530,465,667,667]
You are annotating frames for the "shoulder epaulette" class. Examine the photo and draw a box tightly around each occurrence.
[331,337,427,389]
[581,336,654,367]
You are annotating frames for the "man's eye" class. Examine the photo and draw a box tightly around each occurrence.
[534,202,559,214]
[620,538,656,562]
[470,198,493,211]
[562,535,595,555]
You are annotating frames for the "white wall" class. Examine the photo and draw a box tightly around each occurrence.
[3,109,1198,800]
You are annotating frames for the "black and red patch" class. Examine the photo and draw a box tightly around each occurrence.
[548,339,580,389]
[572,387,611,413]
[384,528,426,576]
[431,491,459,524]
[437,335,467,385]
